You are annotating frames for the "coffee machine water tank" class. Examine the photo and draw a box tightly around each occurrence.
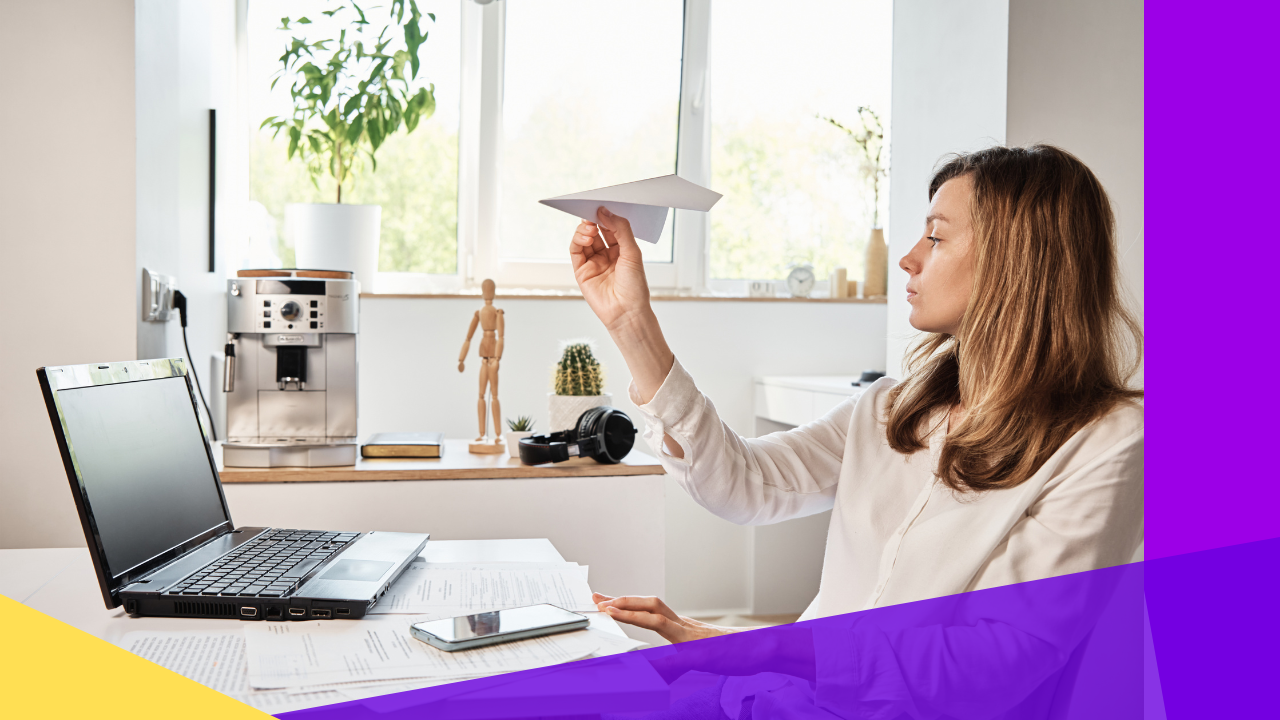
[222,270,360,468]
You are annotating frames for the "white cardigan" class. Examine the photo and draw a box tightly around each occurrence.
[630,358,1144,621]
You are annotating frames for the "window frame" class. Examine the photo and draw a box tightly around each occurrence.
[241,0,806,295]
[465,0,701,292]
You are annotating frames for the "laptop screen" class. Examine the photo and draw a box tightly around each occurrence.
[56,375,230,577]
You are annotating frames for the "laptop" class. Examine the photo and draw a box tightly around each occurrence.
[37,358,428,621]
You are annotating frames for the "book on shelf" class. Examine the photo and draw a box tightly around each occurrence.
[361,432,444,458]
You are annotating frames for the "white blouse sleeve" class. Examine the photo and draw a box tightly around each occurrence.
[628,357,850,526]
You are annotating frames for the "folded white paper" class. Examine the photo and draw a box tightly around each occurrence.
[540,174,723,242]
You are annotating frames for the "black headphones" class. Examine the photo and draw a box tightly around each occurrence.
[518,406,637,465]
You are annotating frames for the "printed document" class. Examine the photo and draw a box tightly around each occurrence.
[118,630,342,713]
[244,616,603,690]
[371,561,596,615]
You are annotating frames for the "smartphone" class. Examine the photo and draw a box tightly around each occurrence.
[410,604,590,652]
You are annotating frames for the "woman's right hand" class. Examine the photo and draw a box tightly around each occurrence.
[570,207,652,332]
[569,206,677,418]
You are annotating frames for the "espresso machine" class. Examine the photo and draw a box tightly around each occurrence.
[222,270,359,467]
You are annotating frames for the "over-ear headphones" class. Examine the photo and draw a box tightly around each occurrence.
[518,406,637,465]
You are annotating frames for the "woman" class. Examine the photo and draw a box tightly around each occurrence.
[569,144,1143,645]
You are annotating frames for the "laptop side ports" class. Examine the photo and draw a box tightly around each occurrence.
[312,609,331,618]
[335,608,351,616]
[289,607,306,617]
[240,607,258,617]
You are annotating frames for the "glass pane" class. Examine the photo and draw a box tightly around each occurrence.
[248,0,461,274]
[709,0,892,280]
[500,0,682,262]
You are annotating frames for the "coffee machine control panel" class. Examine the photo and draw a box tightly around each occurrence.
[227,278,359,335]
[259,296,325,332]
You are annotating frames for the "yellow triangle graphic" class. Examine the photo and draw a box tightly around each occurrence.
[0,594,271,718]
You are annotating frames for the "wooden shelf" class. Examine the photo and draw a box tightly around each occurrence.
[218,439,664,483]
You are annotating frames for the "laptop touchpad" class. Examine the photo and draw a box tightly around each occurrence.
[321,559,393,582]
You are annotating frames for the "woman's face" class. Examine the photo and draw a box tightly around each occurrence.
[900,174,976,336]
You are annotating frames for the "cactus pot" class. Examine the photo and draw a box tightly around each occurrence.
[506,431,533,459]
[548,393,613,433]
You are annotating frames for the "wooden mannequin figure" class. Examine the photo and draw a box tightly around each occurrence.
[458,279,505,454]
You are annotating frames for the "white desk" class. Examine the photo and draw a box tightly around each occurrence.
[1,540,628,647]
[3,540,670,716]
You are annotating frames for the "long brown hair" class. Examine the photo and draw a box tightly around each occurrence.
[885,144,1142,493]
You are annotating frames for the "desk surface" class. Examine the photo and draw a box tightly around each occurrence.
[1,539,626,644]
[219,439,665,483]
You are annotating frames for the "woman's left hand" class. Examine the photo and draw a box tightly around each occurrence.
[593,593,732,644]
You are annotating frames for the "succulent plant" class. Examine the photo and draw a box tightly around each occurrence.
[554,342,605,396]
[506,415,535,432]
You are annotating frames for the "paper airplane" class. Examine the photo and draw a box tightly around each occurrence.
[539,174,723,243]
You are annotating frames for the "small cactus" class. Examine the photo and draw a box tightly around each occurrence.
[506,415,535,432]
[554,342,605,396]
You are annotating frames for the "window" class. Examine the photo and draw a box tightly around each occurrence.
[240,0,891,295]
[499,0,682,264]
[470,0,685,289]
[247,0,461,277]
[706,0,892,291]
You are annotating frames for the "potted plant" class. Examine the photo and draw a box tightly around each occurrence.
[549,342,611,431]
[822,106,889,297]
[263,1,437,291]
[505,416,535,459]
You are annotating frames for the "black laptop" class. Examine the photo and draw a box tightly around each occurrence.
[37,358,428,621]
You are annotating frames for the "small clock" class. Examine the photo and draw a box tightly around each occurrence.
[786,265,816,298]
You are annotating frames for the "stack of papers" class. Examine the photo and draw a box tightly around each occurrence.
[371,561,598,615]
[119,630,344,714]
[115,560,646,713]
[244,618,630,691]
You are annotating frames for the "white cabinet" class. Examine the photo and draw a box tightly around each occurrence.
[755,376,864,427]
[748,376,865,615]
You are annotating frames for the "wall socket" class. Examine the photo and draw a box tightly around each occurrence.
[142,267,176,322]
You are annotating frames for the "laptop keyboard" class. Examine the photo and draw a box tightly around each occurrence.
[166,529,360,598]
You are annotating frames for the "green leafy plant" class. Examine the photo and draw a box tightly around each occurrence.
[506,416,535,432]
[820,107,887,227]
[261,1,437,203]
[554,342,605,397]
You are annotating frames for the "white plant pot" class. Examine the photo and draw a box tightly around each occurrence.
[286,203,381,292]
[548,393,613,433]
[506,431,533,459]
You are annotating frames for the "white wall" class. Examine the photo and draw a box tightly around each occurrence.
[0,0,138,550]
[358,298,886,613]
[136,0,238,409]
[1006,0,1144,388]
[885,0,1009,378]
[885,0,1144,385]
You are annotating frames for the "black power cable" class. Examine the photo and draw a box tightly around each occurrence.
[172,290,218,441]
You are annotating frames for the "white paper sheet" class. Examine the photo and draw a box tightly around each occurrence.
[118,630,343,714]
[244,616,603,690]
[371,562,596,615]
[540,174,723,242]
